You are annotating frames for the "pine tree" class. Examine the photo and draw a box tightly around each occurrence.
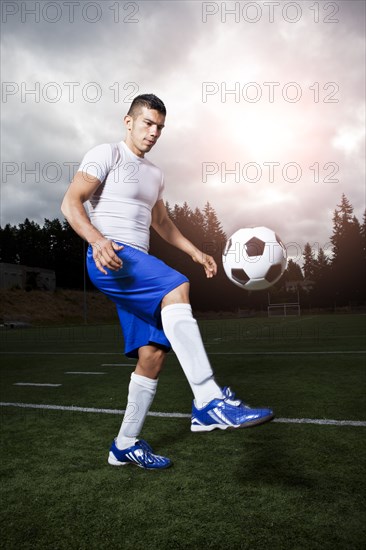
[361,210,366,263]
[202,202,226,257]
[303,242,316,280]
[60,219,87,289]
[315,247,329,274]
[192,207,205,234]
[0,224,18,263]
[16,219,43,267]
[330,195,365,304]
[330,194,354,258]
[312,247,330,287]
[361,210,366,241]
[309,247,332,307]
[43,218,63,252]
[284,259,303,282]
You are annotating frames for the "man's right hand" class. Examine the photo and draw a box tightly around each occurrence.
[91,238,124,275]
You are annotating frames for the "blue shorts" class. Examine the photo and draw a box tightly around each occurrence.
[87,243,189,358]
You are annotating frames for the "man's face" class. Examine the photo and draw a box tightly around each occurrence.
[124,106,165,157]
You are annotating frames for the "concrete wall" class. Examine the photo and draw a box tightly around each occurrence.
[0,263,56,291]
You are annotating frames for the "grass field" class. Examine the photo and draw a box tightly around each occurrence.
[1,314,365,549]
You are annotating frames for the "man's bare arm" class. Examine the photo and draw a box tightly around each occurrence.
[151,200,217,278]
[61,172,123,274]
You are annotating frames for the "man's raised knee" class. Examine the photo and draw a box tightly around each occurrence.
[161,282,190,308]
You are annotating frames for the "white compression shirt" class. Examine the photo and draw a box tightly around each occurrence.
[78,141,164,253]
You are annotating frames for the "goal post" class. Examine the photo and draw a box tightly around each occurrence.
[267,303,301,317]
[267,290,301,317]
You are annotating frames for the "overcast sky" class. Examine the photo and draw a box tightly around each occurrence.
[1,0,365,261]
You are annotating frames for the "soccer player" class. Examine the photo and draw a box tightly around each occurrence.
[61,94,274,470]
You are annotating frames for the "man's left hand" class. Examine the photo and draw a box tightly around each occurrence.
[192,251,217,278]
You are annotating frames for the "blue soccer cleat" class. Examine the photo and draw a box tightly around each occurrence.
[108,439,172,469]
[191,386,274,432]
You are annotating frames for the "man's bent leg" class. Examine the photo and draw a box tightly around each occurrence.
[161,285,274,432]
[161,282,190,307]
[135,345,167,380]
[116,345,165,450]
[161,284,223,408]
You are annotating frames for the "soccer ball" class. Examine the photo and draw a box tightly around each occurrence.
[222,226,287,291]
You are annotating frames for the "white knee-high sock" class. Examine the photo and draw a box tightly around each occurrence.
[116,372,158,450]
[161,303,223,408]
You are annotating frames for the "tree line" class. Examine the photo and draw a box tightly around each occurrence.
[0,195,365,310]
[300,194,365,308]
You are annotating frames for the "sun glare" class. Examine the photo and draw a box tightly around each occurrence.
[204,104,301,208]
[232,109,295,159]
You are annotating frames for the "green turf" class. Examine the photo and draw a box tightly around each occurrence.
[0,314,365,549]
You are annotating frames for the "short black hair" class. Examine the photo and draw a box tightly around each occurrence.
[127,94,166,118]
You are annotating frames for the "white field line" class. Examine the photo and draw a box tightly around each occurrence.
[0,352,121,355]
[0,351,365,356]
[65,372,106,375]
[0,402,365,427]
[209,351,366,355]
[13,383,62,387]
[101,364,134,366]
